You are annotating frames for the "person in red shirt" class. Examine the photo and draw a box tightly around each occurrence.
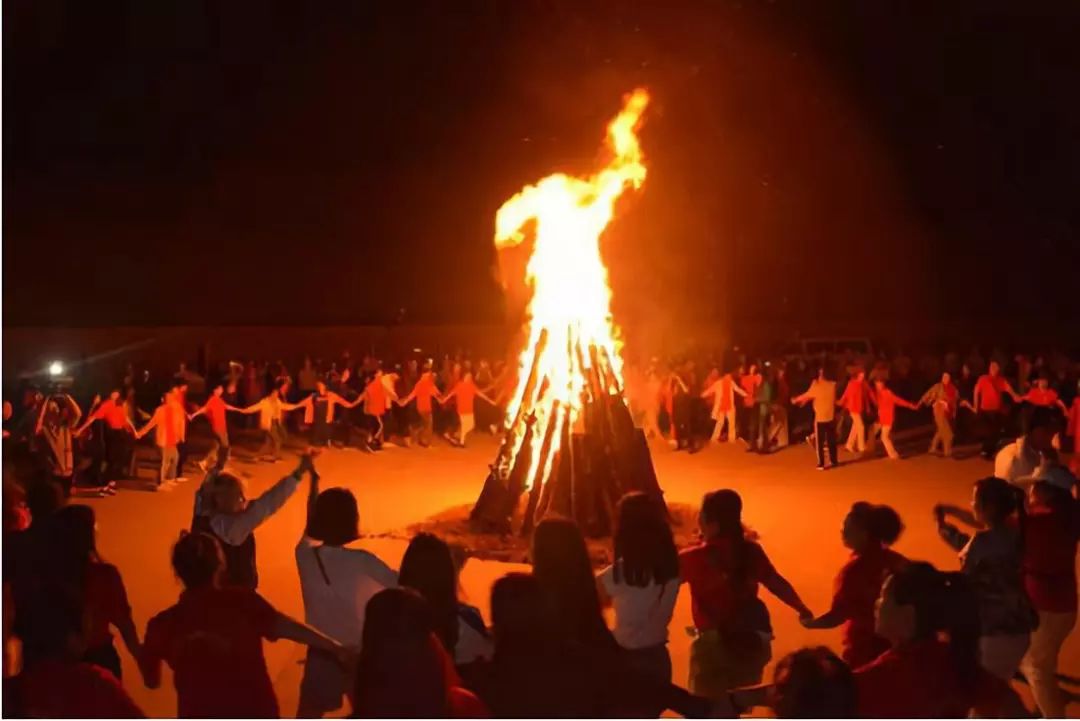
[801,502,908,667]
[1019,478,1079,718]
[868,379,919,460]
[966,360,1020,459]
[1020,375,1068,422]
[15,590,144,719]
[190,384,233,469]
[738,364,762,444]
[46,505,141,681]
[678,490,812,699]
[360,370,389,451]
[856,561,1026,718]
[353,587,489,718]
[134,391,184,489]
[440,372,495,448]
[140,530,349,718]
[399,364,442,447]
[75,389,135,484]
[837,370,872,454]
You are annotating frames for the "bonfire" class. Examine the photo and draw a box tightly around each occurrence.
[471,89,667,538]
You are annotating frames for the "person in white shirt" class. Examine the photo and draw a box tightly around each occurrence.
[295,459,397,717]
[701,370,748,443]
[994,409,1057,484]
[793,367,839,470]
[596,492,680,711]
[229,383,309,462]
[398,533,494,666]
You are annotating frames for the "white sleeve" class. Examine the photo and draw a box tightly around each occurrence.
[211,472,301,546]
[993,446,1013,482]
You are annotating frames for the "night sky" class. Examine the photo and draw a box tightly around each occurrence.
[5,0,1079,333]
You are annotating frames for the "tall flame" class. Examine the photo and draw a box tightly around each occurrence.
[496,88,649,490]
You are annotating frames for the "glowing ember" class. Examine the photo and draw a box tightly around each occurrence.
[495,88,650,490]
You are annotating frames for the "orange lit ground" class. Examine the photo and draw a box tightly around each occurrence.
[87,432,1079,717]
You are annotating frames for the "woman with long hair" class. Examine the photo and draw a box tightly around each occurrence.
[679,489,812,699]
[935,476,1036,680]
[45,504,141,680]
[596,493,680,688]
[802,502,907,666]
[531,517,618,651]
[856,561,1025,717]
[351,588,487,718]
[399,533,492,665]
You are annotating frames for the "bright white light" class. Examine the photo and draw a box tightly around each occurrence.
[48,361,64,377]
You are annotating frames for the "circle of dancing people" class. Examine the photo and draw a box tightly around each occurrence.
[3,441,1077,718]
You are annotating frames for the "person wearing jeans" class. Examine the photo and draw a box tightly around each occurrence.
[793,368,838,470]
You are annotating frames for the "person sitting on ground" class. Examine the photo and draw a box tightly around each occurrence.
[351,587,488,718]
[399,533,492,666]
[14,588,144,718]
[295,460,396,718]
[934,477,1036,680]
[802,502,907,667]
[197,451,316,589]
[596,492,680,693]
[140,531,349,719]
[44,505,141,681]
[679,489,813,699]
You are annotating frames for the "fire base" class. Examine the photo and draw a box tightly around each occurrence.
[469,393,669,539]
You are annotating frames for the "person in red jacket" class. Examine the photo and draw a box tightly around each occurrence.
[75,390,134,485]
[965,360,1020,459]
[837,370,872,454]
[868,379,920,460]
[801,502,907,667]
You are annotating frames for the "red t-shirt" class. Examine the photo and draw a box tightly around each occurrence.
[84,562,134,648]
[1022,388,1059,407]
[840,380,870,414]
[364,379,387,417]
[454,379,478,415]
[831,548,907,668]
[19,660,144,718]
[141,587,280,718]
[92,400,129,430]
[739,374,760,408]
[855,638,1013,718]
[1023,507,1079,613]
[974,374,1008,412]
[874,388,917,427]
[678,538,774,631]
[204,395,228,435]
[413,374,438,414]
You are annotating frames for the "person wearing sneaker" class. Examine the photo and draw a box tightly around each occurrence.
[135,390,184,490]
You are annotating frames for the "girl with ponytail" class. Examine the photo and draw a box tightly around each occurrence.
[802,501,907,666]
[856,561,1025,717]
[679,489,812,699]
[934,476,1036,680]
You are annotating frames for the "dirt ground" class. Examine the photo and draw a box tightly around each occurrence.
[84,431,1079,717]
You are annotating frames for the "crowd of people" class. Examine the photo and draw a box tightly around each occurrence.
[1,344,1078,718]
[3,345,1078,497]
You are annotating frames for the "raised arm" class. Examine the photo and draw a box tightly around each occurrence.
[63,394,83,426]
[210,456,311,546]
